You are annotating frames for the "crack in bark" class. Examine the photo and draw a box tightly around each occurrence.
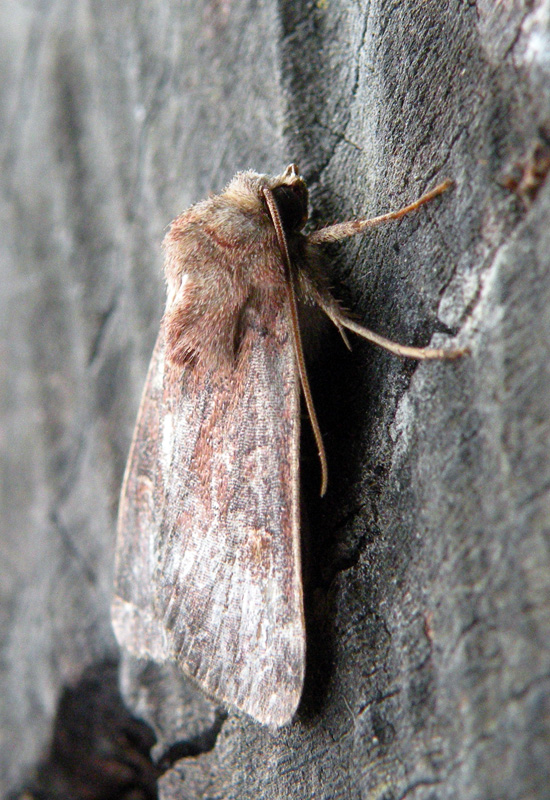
[156,709,228,772]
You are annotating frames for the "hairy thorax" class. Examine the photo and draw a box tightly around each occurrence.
[162,169,313,374]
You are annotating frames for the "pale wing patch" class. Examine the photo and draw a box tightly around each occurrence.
[166,270,191,303]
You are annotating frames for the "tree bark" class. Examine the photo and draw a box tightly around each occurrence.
[2,1,549,798]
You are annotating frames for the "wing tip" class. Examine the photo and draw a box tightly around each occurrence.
[200,657,305,729]
[112,601,306,728]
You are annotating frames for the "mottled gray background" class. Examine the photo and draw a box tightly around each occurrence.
[2,1,550,798]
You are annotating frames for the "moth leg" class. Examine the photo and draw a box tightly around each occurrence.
[331,315,352,350]
[338,315,467,360]
[307,180,453,245]
[317,298,467,360]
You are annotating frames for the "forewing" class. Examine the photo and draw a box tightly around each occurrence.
[113,305,303,727]
[112,331,171,661]
[158,305,302,726]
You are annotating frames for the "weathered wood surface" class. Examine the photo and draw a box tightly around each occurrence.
[1,1,549,798]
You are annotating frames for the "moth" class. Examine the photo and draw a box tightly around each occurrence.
[112,164,465,727]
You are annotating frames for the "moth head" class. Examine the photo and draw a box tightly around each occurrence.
[267,163,309,233]
[223,165,309,234]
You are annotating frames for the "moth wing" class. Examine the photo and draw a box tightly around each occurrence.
[113,306,304,727]
[112,331,172,662]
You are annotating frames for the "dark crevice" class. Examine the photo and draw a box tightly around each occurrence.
[156,709,228,771]
[327,532,368,577]
[11,662,159,800]
[9,662,231,799]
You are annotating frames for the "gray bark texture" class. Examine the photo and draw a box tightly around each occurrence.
[2,0,550,798]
